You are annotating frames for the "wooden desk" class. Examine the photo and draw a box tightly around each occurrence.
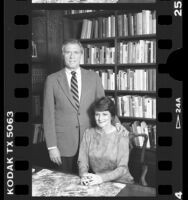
[118,0,156,2]
[117,184,156,196]
[32,167,156,197]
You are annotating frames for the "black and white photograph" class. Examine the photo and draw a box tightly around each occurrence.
[32,0,156,3]
[4,0,183,198]
[31,8,157,196]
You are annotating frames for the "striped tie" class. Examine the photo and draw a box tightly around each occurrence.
[71,71,79,110]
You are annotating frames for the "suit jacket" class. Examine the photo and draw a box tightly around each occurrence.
[43,67,105,157]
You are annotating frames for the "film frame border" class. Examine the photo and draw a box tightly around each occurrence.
[4,0,183,199]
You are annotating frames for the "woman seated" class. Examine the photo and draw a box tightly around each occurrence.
[77,96,134,186]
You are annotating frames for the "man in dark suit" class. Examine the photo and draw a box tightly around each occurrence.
[43,39,126,174]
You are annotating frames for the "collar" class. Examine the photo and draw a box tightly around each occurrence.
[95,126,117,135]
[65,67,81,76]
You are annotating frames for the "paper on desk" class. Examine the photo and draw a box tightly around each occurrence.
[32,0,118,3]
[32,169,126,196]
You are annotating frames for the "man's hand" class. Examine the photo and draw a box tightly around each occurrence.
[115,123,129,137]
[49,147,62,166]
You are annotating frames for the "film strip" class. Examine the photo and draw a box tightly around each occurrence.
[4,0,183,199]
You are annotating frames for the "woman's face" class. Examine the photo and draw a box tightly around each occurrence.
[95,110,112,129]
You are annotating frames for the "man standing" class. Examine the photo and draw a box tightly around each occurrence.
[43,39,124,174]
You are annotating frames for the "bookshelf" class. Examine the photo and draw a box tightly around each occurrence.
[31,10,64,145]
[32,11,48,144]
[62,9,156,186]
[63,9,156,137]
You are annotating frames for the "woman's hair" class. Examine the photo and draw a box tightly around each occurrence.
[93,96,116,118]
[62,39,84,54]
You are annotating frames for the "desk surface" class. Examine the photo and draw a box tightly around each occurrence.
[32,167,156,197]
[117,183,156,196]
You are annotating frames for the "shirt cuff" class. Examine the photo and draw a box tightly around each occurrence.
[48,146,57,150]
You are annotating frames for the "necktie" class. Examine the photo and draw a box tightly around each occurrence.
[71,71,79,110]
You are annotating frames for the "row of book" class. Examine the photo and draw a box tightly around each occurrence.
[32,67,47,92]
[117,69,156,91]
[80,45,115,64]
[117,10,156,37]
[124,121,156,149]
[81,16,116,39]
[64,10,95,15]
[80,10,156,39]
[33,124,45,144]
[95,69,115,90]
[118,40,156,64]
[79,40,156,65]
[117,95,156,119]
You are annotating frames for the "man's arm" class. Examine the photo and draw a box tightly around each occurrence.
[95,72,105,100]
[43,76,57,148]
[43,76,62,165]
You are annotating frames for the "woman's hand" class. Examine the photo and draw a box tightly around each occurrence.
[80,173,103,186]
[115,123,129,137]
[80,173,93,186]
[49,147,62,166]
[88,174,103,185]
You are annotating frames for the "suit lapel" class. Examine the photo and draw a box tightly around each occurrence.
[80,68,88,108]
[57,69,78,110]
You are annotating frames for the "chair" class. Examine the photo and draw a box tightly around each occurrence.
[122,122,149,186]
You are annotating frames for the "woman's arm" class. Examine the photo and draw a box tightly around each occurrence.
[96,135,130,183]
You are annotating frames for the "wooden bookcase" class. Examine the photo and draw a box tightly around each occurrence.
[62,10,156,129]
[32,9,156,187]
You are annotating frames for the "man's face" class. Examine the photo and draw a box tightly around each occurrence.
[63,43,83,70]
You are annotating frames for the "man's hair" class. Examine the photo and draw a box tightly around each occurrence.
[62,39,84,54]
[93,96,116,118]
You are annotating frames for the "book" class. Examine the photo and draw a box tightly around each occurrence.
[117,95,156,119]
[82,45,115,64]
[32,40,38,58]
[118,40,156,64]
[33,124,44,144]
[32,67,47,92]
[140,121,151,148]
[32,16,47,59]
[147,124,156,149]
[95,69,115,90]
[80,10,155,40]
[117,69,156,91]
[125,121,155,149]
